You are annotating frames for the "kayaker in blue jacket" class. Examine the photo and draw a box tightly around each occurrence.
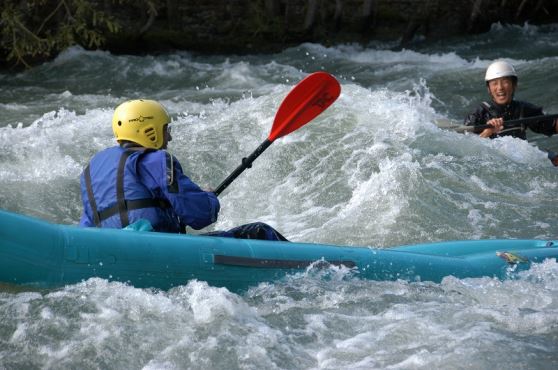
[464,60,558,139]
[80,99,287,240]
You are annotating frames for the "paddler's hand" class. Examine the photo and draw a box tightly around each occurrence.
[480,117,504,138]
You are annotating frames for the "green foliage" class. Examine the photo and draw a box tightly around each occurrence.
[0,0,127,68]
[246,0,280,38]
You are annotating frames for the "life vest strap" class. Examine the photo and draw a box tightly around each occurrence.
[84,164,101,227]
[116,150,133,227]
[85,146,169,228]
[97,198,171,222]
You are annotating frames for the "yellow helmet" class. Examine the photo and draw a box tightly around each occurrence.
[112,99,171,149]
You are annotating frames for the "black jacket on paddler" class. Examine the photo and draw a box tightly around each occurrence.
[464,100,556,139]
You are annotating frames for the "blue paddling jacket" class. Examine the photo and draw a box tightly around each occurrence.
[80,145,220,232]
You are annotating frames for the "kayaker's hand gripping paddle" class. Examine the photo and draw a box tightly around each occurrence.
[441,114,558,134]
[214,72,341,196]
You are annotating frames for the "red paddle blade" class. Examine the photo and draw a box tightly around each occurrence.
[268,72,341,142]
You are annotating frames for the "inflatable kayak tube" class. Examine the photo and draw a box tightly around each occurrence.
[1,209,557,292]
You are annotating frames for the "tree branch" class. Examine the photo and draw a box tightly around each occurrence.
[139,0,157,35]
[36,0,65,34]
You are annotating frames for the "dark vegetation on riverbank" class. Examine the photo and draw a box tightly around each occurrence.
[1,0,557,70]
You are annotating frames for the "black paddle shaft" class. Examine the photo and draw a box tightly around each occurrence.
[476,113,558,131]
[214,139,273,196]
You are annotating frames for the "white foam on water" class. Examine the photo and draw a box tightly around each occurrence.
[1,65,557,241]
[51,45,114,64]
[0,109,86,182]
[211,60,264,89]
[1,257,558,369]
[1,23,558,370]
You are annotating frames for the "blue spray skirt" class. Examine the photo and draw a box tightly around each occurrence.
[1,209,557,292]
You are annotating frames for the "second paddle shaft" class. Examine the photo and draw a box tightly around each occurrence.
[476,113,558,131]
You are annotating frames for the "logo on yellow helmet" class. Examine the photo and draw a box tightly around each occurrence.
[128,115,154,123]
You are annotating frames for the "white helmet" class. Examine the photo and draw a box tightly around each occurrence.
[485,60,517,82]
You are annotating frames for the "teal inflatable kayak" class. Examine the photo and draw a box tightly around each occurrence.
[1,209,557,292]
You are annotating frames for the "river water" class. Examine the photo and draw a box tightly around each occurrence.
[1,23,558,369]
